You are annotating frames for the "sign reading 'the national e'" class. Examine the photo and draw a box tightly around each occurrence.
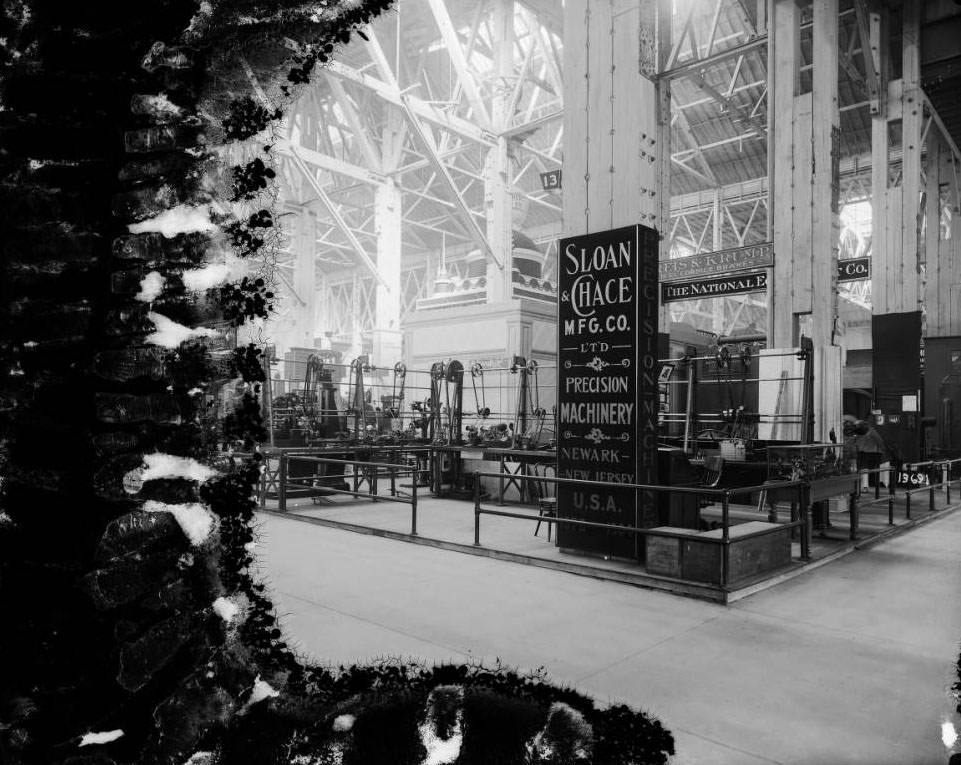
[556,224,659,560]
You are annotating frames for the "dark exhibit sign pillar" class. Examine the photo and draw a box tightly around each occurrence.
[873,312,923,463]
[556,224,659,560]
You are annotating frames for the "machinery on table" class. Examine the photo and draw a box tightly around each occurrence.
[425,360,465,446]
[659,334,815,461]
[463,356,554,450]
[259,348,557,499]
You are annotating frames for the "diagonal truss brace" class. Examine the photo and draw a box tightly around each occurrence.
[288,146,390,291]
[426,0,493,129]
[400,95,502,270]
[323,72,382,172]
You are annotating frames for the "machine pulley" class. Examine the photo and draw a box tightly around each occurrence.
[470,362,490,418]
[383,362,406,419]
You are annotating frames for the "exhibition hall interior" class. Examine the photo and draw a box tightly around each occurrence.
[8,0,960,762]
[231,1,961,761]
[12,0,961,759]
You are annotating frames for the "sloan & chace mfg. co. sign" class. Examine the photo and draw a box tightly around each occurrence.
[556,224,659,560]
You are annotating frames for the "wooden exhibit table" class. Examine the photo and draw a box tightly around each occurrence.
[430,446,555,501]
[690,456,768,489]
[259,443,431,502]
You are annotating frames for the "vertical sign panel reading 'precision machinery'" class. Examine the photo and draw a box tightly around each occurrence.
[556,224,659,560]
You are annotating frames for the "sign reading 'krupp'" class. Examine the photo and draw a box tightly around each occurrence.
[556,224,659,560]
[659,242,774,282]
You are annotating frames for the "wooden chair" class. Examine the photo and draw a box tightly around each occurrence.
[532,462,557,541]
[698,455,724,509]
[700,455,724,489]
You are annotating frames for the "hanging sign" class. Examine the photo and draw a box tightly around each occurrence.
[540,169,562,191]
[659,242,773,282]
[661,270,767,302]
[837,257,871,281]
[557,223,659,560]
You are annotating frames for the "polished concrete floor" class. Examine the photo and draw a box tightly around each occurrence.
[256,505,961,765]
[265,484,957,601]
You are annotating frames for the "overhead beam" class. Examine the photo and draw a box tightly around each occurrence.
[505,34,537,127]
[675,107,719,186]
[662,35,768,81]
[691,72,768,135]
[399,95,502,270]
[534,18,563,103]
[671,156,717,186]
[288,146,390,291]
[666,3,696,71]
[512,140,561,167]
[426,0,493,129]
[326,60,496,147]
[922,91,961,164]
[362,25,399,87]
[323,73,383,172]
[516,0,562,37]
[502,108,563,137]
[275,139,385,187]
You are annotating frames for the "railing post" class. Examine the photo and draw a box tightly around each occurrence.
[721,490,731,588]
[800,484,811,561]
[473,471,481,546]
[258,455,267,508]
[390,465,397,497]
[498,460,505,506]
[278,452,288,512]
[905,491,911,520]
[929,484,935,514]
[848,490,857,540]
[888,490,894,525]
[874,468,880,500]
[371,462,378,499]
[411,475,418,536]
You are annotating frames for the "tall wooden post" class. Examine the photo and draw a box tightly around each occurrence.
[654,0,673,337]
[485,0,514,304]
[273,203,317,355]
[872,2,921,317]
[562,0,661,236]
[372,179,402,363]
[770,0,842,442]
[870,0,925,461]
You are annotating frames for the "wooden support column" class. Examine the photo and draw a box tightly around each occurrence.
[872,3,921,317]
[924,128,961,338]
[868,2,925,461]
[811,0,842,441]
[770,0,841,441]
[922,129,961,453]
[712,189,724,334]
[486,0,514,304]
[771,0,799,349]
[372,179,402,363]
[900,0,923,318]
[561,0,660,236]
[275,204,317,355]
[654,0,673,334]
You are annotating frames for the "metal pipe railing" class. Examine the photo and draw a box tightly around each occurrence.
[903,477,960,522]
[279,453,423,535]
[470,469,810,587]
[658,349,803,364]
